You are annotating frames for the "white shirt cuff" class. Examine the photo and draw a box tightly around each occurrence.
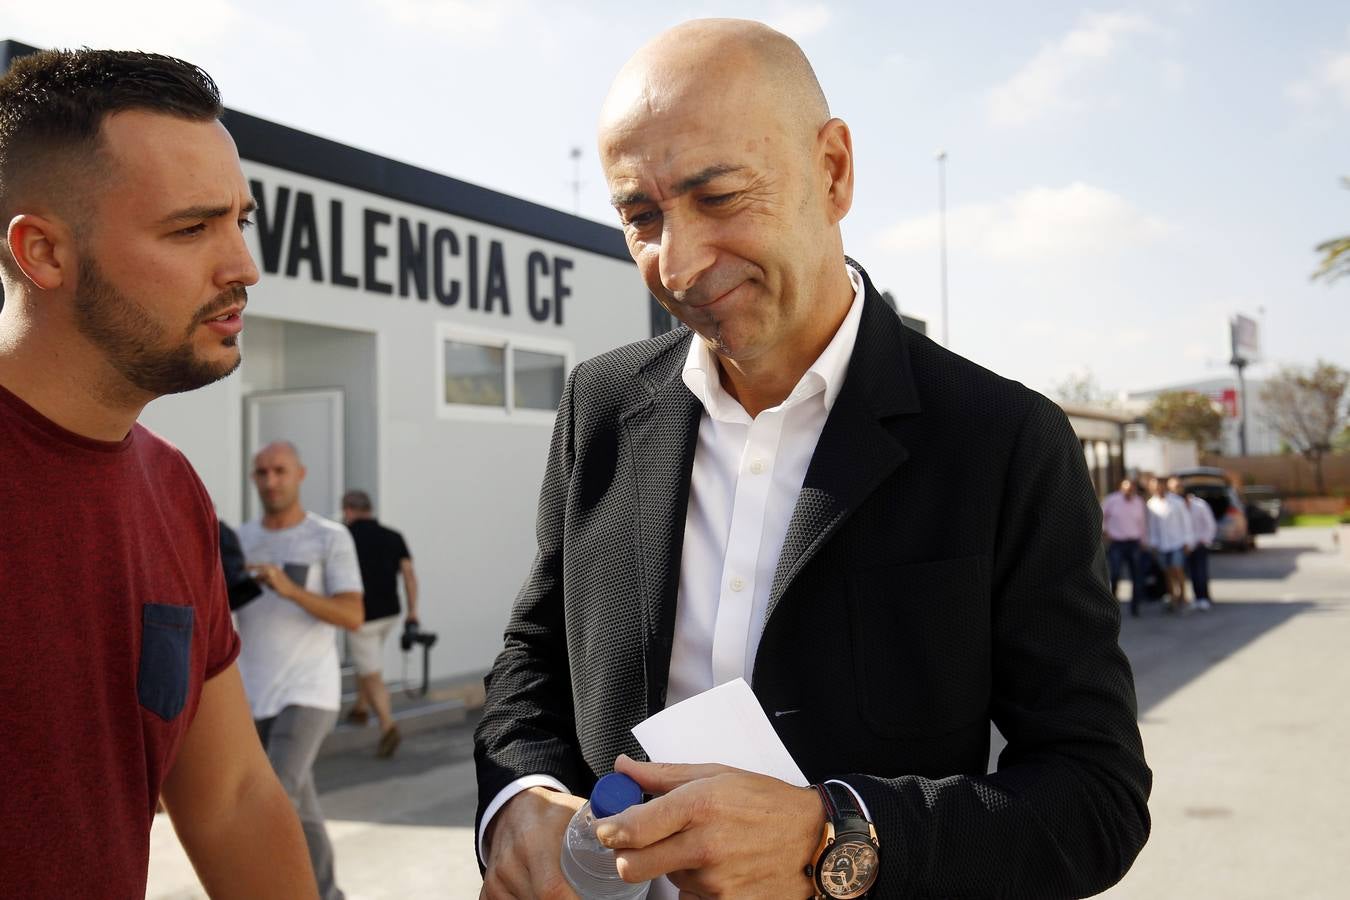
[477,774,570,866]
[824,778,872,822]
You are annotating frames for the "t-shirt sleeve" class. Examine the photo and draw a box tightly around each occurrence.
[182,464,241,680]
[325,526,366,596]
[203,542,243,679]
[396,532,411,561]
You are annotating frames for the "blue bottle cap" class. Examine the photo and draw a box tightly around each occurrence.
[590,772,643,819]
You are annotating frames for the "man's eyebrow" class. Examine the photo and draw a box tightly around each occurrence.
[158,198,258,225]
[610,165,746,208]
[673,164,744,195]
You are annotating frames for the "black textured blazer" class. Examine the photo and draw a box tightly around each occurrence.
[474,263,1151,898]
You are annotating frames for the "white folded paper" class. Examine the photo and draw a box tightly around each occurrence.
[631,677,807,786]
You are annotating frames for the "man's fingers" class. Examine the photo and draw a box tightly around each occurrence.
[613,827,708,883]
[596,784,701,850]
[613,754,737,795]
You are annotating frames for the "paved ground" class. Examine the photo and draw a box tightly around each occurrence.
[146,526,1350,898]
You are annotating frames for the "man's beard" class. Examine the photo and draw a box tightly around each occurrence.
[74,256,245,397]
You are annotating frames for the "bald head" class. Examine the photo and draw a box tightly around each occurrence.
[254,440,301,467]
[252,441,306,518]
[596,18,855,390]
[600,19,829,147]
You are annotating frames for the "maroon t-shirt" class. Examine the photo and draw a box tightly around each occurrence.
[0,384,240,898]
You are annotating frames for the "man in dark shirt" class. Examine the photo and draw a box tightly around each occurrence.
[341,489,419,757]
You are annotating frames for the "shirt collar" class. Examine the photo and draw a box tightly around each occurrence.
[680,264,867,422]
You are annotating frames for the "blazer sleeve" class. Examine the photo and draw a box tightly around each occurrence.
[846,398,1151,898]
[473,363,590,840]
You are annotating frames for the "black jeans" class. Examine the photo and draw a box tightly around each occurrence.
[1187,544,1211,601]
[1106,539,1145,612]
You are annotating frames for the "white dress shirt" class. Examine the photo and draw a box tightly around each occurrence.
[1186,495,1218,546]
[1147,493,1196,552]
[479,267,871,891]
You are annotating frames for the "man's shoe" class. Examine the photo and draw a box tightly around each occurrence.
[376,725,402,759]
[1196,598,1213,611]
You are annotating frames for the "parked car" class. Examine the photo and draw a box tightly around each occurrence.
[1174,467,1254,551]
[1242,485,1282,536]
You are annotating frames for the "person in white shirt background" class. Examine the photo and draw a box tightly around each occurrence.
[237,440,365,900]
[1171,476,1218,611]
[1146,476,1196,613]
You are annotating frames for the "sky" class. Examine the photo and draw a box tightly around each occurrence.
[4,0,1348,398]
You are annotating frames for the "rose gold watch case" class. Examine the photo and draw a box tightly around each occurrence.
[811,822,880,899]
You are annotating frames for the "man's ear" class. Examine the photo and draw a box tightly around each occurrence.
[7,213,72,291]
[817,118,855,224]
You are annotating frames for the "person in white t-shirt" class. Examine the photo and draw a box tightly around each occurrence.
[1172,477,1218,611]
[237,440,364,900]
[1146,476,1196,613]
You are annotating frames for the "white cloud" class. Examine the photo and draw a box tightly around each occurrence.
[879,181,1173,264]
[3,0,244,55]
[377,0,532,43]
[987,11,1158,127]
[767,4,832,40]
[1288,45,1350,110]
[1182,342,1210,361]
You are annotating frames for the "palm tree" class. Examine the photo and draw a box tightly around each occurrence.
[1313,177,1350,283]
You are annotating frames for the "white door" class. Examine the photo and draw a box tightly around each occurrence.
[243,389,345,521]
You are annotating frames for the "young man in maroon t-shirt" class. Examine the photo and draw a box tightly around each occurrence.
[0,50,316,898]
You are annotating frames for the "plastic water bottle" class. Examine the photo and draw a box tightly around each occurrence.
[560,772,651,899]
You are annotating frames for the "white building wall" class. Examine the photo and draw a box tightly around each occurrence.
[1124,433,1199,476]
[144,159,650,683]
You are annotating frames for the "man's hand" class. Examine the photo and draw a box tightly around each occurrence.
[480,786,585,900]
[248,564,363,630]
[248,563,299,601]
[596,755,823,900]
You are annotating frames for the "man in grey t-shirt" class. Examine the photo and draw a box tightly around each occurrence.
[237,441,364,900]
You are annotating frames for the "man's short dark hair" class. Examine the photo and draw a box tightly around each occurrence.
[342,490,373,512]
[0,48,222,222]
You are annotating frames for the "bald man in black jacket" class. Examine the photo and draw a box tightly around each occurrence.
[476,18,1149,900]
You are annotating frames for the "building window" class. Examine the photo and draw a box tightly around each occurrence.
[513,348,567,411]
[444,340,506,407]
[436,325,572,421]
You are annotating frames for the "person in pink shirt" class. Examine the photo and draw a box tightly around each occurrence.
[1102,479,1148,617]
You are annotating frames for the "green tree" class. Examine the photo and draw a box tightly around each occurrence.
[1259,361,1350,495]
[1051,369,1118,408]
[1312,177,1350,283]
[1144,391,1224,451]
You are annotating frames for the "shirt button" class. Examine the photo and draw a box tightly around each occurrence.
[730,577,745,592]
[750,458,765,474]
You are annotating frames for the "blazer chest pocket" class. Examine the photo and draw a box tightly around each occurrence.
[848,556,990,739]
[137,603,194,721]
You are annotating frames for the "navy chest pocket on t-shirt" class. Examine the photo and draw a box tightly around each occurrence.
[138,603,195,721]
[283,562,311,589]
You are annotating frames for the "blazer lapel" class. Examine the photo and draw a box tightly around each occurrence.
[764,267,922,625]
[619,332,702,715]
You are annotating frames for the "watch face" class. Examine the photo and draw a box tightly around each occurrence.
[819,839,879,899]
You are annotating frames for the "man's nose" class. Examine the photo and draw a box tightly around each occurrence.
[220,222,261,290]
[657,213,715,295]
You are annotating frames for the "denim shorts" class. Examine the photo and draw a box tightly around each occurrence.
[1157,548,1185,569]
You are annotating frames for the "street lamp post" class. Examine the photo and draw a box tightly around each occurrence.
[936,150,948,348]
[569,146,583,215]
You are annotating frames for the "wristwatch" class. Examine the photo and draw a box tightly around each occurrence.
[806,782,881,899]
